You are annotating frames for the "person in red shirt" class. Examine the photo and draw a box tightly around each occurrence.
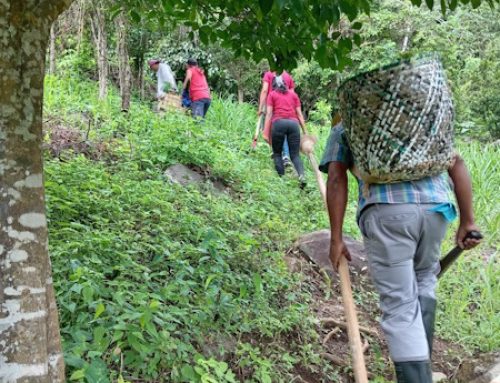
[182,58,211,119]
[258,70,295,165]
[264,76,309,188]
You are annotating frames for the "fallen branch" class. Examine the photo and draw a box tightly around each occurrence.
[323,327,341,345]
[320,317,379,338]
[320,352,347,366]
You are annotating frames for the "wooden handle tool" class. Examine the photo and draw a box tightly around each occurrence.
[301,138,368,383]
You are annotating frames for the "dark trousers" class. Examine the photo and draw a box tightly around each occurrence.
[271,119,304,177]
[191,98,211,119]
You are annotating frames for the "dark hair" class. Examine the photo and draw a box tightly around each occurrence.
[187,58,198,66]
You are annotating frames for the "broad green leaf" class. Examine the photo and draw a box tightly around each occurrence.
[70,369,85,381]
[426,0,435,9]
[259,0,274,15]
[82,286,94,303]
[352,21,363,30]
[94,303,105,319]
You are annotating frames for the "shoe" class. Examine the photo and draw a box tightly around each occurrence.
[394,360,432,383]
[283,156,292,167]
[419,296,437,357]
[299,175,307,189]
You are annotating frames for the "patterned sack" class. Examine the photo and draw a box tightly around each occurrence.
[159,92,182,113]
[338,56,455,184]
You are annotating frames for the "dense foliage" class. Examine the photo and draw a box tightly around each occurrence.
[54,1,499,137]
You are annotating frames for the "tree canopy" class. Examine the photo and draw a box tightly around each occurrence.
[117,0,498,70]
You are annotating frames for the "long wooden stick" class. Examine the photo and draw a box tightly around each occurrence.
[251,115,262,149]
[305,150,369,383]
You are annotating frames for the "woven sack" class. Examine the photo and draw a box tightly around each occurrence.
[338,56,455,184]
[159,92,182,112]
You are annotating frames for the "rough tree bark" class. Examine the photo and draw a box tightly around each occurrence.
[1,2,74,382]
[49,22,57,75]
[89,1,108,100]
[116,12,132,112]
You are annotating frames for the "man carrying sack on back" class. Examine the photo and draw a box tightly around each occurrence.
[319,57,482,382]
[148,59,180,112]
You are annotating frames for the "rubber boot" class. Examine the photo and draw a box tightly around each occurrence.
[394,360,433,383]
[419,296,437,357]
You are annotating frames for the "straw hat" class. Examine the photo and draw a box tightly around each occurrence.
[300,135,317,155]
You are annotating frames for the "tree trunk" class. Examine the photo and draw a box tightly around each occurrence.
[116,12,132,112]
[0,1,73,381]
[76,0,86,53]
[238,85,244,103]
[401,23,412,53]
[49,22,57,75]
[89,1,108,100]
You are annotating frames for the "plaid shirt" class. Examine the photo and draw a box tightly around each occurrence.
[319,124,453,218]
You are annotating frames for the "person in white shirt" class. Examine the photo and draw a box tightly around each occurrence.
[148,59,178,99]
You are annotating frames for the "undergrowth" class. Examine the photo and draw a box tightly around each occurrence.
[43,75,498,382]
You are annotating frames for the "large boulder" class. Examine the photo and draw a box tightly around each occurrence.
[295,230,368,277]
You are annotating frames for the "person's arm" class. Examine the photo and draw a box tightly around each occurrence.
[295,107,308,135]
[327,162,352,270]
[263,105,273,143]
[183,69,192,91]
[258,81,269,115]
[448,154,482,249]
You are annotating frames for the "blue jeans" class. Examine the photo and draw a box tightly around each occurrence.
[282,137,290,158]
[191,98,211,119]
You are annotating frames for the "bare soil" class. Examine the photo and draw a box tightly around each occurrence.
[285,249,469,383]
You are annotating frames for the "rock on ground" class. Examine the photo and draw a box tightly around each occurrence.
[295,229,368,277]
[164,164,227,194]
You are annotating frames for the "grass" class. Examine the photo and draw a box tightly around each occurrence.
[43,74,499,382]
[436,141,499,352]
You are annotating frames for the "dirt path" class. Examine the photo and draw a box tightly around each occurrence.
[285,249,467,382]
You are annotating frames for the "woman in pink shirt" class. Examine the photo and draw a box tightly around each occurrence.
[264,76,309,187]
[258,70,295,165]
[182,58,211,119]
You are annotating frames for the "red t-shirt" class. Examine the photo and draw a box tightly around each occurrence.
[267,90,301,123]
[263,71,295,96]
[188,67,211,101]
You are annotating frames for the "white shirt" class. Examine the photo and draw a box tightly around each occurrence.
[157,62,177,98]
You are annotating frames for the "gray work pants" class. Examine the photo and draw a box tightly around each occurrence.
[359,203,448,362]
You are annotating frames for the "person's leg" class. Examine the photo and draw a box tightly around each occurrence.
[282,137,291,165]
[286,121,305,178]
[191,100,204,119]
[360,204,432,383]
[271,120,287,176]
[202,98,211,118]
[414,205,449,357]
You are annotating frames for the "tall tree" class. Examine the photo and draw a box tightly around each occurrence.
[116,11,132,111]
[89,0,108,100]
[1,2,73,381]
[49,22,58,74]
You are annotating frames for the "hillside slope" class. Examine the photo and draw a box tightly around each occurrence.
[43,76,498,382]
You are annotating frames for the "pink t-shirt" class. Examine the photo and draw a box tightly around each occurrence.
[263,71,295,96]
[267,90,301,123]
[188,67,211,101]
